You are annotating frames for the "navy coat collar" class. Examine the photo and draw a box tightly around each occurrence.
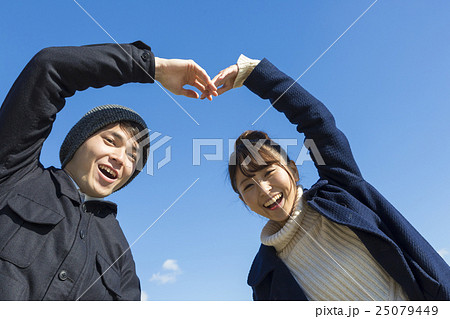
[247,245,279,287]
[248,244,308,300]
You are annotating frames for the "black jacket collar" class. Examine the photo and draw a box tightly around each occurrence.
[51,167,118,216]
[51,167,82,203]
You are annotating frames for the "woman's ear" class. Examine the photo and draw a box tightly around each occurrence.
[288,160,299,182]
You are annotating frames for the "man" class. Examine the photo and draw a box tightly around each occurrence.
[0,41,217,300]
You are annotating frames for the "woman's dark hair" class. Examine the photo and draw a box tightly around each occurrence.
[228,130,295,195]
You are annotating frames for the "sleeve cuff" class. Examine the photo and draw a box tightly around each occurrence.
[233,54,261,88]
[131,41,155,83]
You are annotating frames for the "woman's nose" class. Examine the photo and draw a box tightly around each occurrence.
[259,180,272,194]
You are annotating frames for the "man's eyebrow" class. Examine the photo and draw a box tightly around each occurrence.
[111,132,138,153]
[111,132,124,142]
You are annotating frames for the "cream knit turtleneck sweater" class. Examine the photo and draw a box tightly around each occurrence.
[260,187,409,301]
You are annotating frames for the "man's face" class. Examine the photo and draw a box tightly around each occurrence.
[64,123,140,198]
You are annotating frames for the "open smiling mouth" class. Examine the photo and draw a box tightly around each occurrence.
[98,164,118,180]
[263,193,283,210]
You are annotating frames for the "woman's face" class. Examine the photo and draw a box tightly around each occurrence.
[235,161,299,222]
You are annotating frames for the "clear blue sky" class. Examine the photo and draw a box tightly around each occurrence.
[1,1,449,300]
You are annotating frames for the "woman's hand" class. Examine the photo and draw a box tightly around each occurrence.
[155,57,217,100]
[201,64,239,99]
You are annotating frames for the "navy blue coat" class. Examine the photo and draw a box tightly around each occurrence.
[0,42,155,300]
[243,59,450,301]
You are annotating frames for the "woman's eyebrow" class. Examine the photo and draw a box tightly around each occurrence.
[239,176,251,188]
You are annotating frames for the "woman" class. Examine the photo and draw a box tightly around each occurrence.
[204,55,450,300]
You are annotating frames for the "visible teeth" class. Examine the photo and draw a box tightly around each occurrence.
[264,193,282,207]
[99,164,117,178]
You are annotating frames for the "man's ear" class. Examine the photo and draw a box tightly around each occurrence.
[288,160,299,182]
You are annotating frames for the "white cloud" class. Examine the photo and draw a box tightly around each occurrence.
[150,259,182,285]
[141,290,149,301]
[162,259,180,272]
[438,248,449,257]
[150,272,177,284]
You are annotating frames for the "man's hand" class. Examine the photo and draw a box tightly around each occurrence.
[201,64,238,99]
[155,57,217,100]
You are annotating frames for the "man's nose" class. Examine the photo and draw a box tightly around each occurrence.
[111,147,126,166]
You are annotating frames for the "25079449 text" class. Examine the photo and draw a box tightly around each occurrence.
[375,305,438,316]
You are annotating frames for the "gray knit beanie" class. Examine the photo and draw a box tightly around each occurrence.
[60,104,149,191]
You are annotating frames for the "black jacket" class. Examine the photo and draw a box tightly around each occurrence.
[244,59,450,301]
[0,41,155,300]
